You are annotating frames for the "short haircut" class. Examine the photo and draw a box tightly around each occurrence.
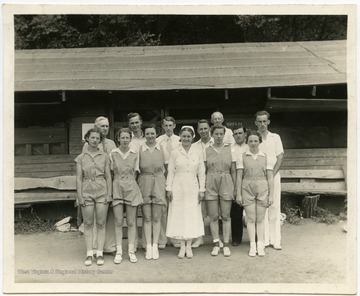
[163,116,176,124]
[246,130,262,143]
[127,112,142,121]
[84,127,105,143]
[197,119,210,128]
[211,111,223,120]
[232,123,247,133]
[143,123,157,134]
[255,110,270,120]
[115,127,132,146]
[210,125,226,135]
[94,116,109,126]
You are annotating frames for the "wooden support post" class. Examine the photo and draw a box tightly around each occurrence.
[301,194,320,218]
[43,143,50,155]
[25,144,32,156]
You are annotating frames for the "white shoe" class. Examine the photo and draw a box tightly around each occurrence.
[114,253,122,264]
[223,246,231,257]
[186,247,193,259]
[145,245,152,260]
[211,246,220,256]
[158,244,166,250]
[129,252,138,263]
[178,247,185,259]
[249,242,257,257]
[272,244,282,250]
[152,245,159,260]
[191,237,204,248]
[257,242,265,257]
[84,256,93,266]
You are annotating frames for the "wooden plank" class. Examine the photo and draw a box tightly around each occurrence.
[282,159,346,168]
[15,127,67,145]
[266,98,347,112]
[15,191,77,204]
[14,72,346,91]
[17,64,338,80]
[283,148,347,158]
[280,169,344,179]
[15,171,76,178]
[15,162,76,173]
[281,181,347,196]
[15,176,76,191]
[15,155,75,164]
[15,57,330,73]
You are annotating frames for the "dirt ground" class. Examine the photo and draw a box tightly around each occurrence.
[13,218,351,291]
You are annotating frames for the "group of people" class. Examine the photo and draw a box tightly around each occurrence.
[75,111,284,266]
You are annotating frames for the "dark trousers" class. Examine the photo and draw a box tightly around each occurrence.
[230,201,244,243]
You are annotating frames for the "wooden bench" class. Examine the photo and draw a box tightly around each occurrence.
[280,169,346,196]
[280,148,347,196]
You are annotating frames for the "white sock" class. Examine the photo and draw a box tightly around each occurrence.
[86,250,93,257]
[96,250,103,257]
[128,244,135,253]
[116,245,122,254]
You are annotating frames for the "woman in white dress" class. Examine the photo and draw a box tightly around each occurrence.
[166,126,206,259]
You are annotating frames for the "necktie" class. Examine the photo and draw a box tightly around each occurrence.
[166,138,172,154]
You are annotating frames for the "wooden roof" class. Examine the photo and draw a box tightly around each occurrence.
[15,40,346,92]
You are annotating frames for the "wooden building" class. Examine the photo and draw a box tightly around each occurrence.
[14,40,347,216]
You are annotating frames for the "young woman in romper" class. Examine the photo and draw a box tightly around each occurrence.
[138,124,168,260]
[75,128,112,266]
[205,125,236,257]
[110,128,143,264]
[236,130,274,257]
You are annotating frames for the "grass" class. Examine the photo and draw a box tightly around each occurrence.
[15,215,56,235]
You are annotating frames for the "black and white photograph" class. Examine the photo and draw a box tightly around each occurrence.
[2,3,357,294]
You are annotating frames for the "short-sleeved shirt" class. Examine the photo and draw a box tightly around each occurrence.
[74,150,110,200]
[109,148,142,206]
[157,134,181,151]
[231,142,248,161]
[193,137,214,159]
[138,142,167,204]
[204,144,235,200]
[236,150,273,172]
[224,127,235,145]
[204,143,236,164]
[129,133,146,153]
[238,150,271,207]
[258,131,284,169]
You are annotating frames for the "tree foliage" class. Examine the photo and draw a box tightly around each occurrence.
[14,14,347,49]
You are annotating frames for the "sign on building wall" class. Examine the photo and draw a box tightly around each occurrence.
[81,123,95,142]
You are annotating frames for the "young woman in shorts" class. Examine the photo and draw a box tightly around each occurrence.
[236,130,274,257]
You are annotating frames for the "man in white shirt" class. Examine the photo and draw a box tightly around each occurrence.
[127,112,146,251]
[191,119,214,248]
[156,116,181,248]
[193,119,214,156]
[128,112,145,153]
[211,111,235,145]
[255,110,284,250]
[230,124,248,246]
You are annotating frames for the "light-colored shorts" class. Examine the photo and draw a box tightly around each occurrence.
[205,172,234,201]
[241,179,269,207]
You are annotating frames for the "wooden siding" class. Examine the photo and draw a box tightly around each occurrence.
[15,41,346,92]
